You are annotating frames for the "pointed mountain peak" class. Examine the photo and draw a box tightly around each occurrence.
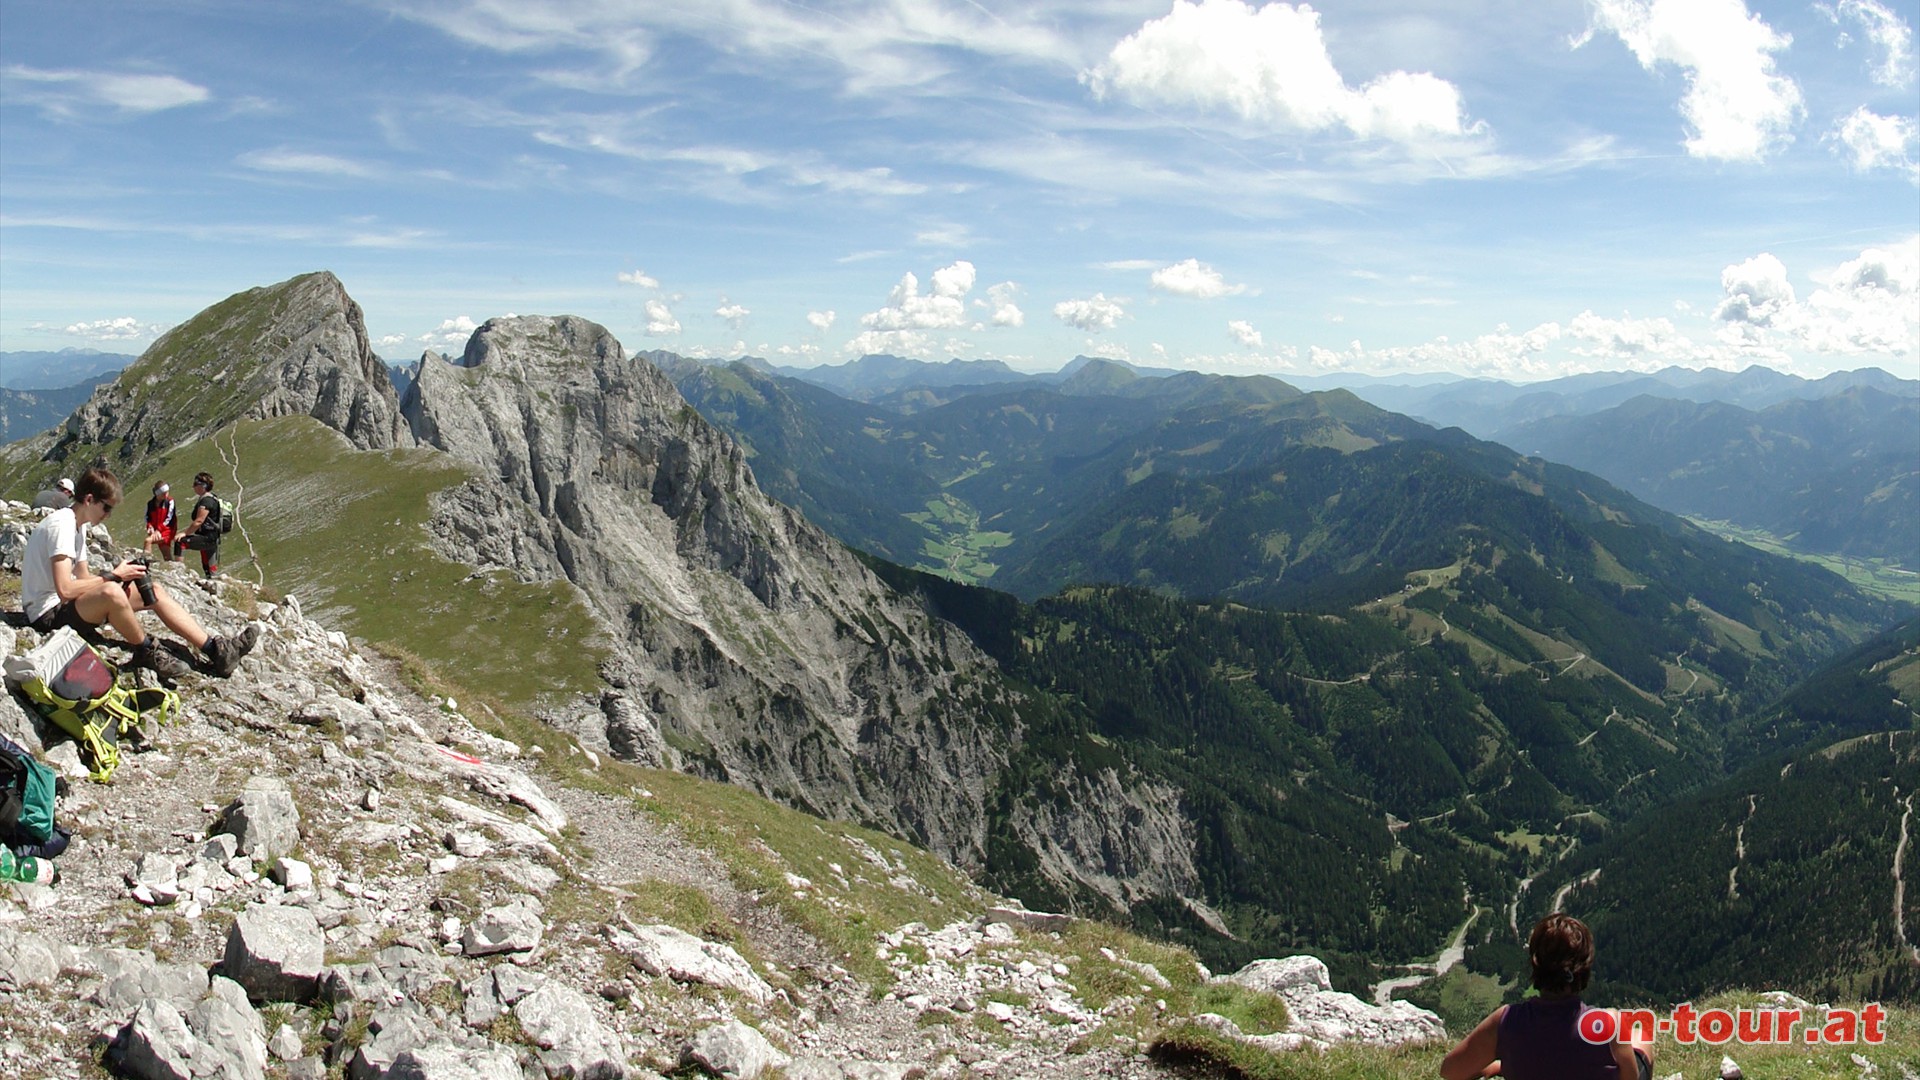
[14,271,407,480]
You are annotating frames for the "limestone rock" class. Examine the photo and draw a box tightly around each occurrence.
[461,901,543,957]
[223,904,325,1002]
[388,1043,524,1080]
[1216,955,1443,1048]
[683,1019,790,1080]
[513,981,628,1079]
[215,778,301,862]
[609,922,773,1004]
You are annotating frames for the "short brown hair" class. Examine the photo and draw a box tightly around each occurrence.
[74,467,122,507]
[193,471,215,490]
[1528,913,1595,994]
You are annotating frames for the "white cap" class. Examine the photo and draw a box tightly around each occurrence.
[55,477,73,493]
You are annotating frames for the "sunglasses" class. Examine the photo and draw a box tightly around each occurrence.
[94,497,118,516]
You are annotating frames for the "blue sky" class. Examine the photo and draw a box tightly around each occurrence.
[1,0,1915,380]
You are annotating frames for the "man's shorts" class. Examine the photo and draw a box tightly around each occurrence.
[27,600,91,635]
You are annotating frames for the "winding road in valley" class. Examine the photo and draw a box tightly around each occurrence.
[1895,790,1918,965]
[1372,902,1481,1006]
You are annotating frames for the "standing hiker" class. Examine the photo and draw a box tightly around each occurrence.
[144,481,178,562]
[174,471,225,578]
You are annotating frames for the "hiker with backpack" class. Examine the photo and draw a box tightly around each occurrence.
[20,467,257,681]
[173,471,230,578]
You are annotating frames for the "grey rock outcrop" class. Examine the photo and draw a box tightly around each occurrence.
[400,315,1018,869]
[683,1019,790,1080]
[1217,955,1444,1048]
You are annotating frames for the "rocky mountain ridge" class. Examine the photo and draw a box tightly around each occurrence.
[0,499,1449,1079]
[1,275,1210,946]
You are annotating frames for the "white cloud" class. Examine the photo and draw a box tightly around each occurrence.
[1821,0,1917,87]
[3,66,210,117]
[382,0,1077,97]
[1831,107,1919,178]
[644,299,681,336]
[377,334,407,348]
[1713,253,1797,327]
[1227,319,1263,348]
[1085,0,1475,143]
[715,302,750,329]
[420,315,480,346]
[1053,294,1127,332]
[859,260,976,333]
[1099,259,1161,271]
[807,310,836,332]
[618,269,659,287]
[62,317,165,341]
[986,282,1025,328]
[1151,258,1247,298]
[1715,237,1920,355]
[236,149,378,178]
[1582,0,1802,162]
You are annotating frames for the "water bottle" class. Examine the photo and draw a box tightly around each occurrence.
[0,849,52,884]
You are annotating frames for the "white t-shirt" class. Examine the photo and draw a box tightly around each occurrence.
[21,507,87,621]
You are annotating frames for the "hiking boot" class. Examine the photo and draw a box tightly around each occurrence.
[129,639,192,681]
[203,624,260,678]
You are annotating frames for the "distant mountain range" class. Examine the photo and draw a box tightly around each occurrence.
[0,347,135,390]
[735,354,1919,574]
[1506,389,1919,567]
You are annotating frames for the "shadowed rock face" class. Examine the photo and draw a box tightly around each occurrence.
[17,271,409,478]
[399,315,1019,869]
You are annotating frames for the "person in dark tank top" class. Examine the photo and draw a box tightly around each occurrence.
[1439,914,1653,1080]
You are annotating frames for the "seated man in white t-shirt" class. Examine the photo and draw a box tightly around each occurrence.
[20,467,258,680]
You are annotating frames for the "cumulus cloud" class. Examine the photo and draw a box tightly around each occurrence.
[984,283,1025,328]
[63,317,165,342]
[859,261,976,333]
[1227,320,1264,348]
[1820,0,1917,87]
[1581,0,1803,161]
[1831,107,1919,177]
[1053,294,1127,332]
[3,66,210,117]
[618,269,659,287]
[1714,253,1797,327]
[644,299,681,336]
[1151,258,1247,299]
[1085,0,1475,142]
[420,316,480,346]
[1715,237,1919,355]
[807,310,836,332]
[377,334,408,348]
[715,302,750,329]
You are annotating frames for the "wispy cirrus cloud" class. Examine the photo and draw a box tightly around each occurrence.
[1820,0,1917,87]
[3,65,210,117]
[375,0,1082,95]
[237,148,381,179]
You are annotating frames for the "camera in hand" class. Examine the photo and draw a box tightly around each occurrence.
[127,556,156,605]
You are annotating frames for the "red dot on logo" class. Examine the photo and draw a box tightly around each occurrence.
[1805,1028,1820,1043]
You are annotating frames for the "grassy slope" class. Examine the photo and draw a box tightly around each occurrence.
[105,416,608,709]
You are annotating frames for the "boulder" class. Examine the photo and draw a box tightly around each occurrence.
[609,923,773,1004]
[513,982,629,1079]
[388,1043,524,1080]
[223,904,325,1002]
[461,901,543,957]
[0,926,71,990]
[215,778,301,861]
[682,1020,790,1080]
